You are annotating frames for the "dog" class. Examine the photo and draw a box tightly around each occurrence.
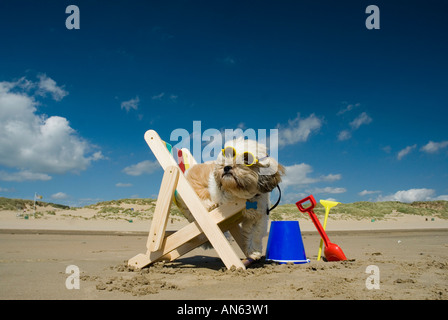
[178,137,285,261]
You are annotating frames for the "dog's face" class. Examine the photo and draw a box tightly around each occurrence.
[213,137,285,199]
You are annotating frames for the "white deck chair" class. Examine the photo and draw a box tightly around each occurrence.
[128,130,249,270]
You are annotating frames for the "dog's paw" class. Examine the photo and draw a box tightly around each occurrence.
[247,251,263,261]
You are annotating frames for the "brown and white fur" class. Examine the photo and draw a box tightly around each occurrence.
[178,137,285,261]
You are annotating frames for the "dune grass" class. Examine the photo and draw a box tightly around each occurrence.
[269,200,448,221]
[2,196,447,221]
[0,197,70,211]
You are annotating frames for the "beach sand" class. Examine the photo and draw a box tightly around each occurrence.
[0,208,447,300]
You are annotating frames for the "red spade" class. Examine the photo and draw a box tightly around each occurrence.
[296,195,347,261]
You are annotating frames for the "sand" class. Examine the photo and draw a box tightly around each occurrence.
[0,208,447,300]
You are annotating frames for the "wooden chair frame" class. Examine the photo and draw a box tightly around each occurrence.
[128,130,247,270]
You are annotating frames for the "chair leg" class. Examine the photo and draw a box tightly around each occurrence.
[146,166,179,252]
[128,253,152,269]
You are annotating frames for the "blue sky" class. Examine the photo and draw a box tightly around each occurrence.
[0,0,447,206]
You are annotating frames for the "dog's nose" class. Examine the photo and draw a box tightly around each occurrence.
[224,166,232,173]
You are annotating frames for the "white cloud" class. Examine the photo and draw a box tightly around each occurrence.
[359,190,381,196]
[281,163,341,189]
[123,160,159,176]
[337,130,351,141]
[377,188,436,203]
[277,113,322,147]
[281,163,318,188]
[150,92,179,103]
[310,187,346,194]
[420,140,448,154]
[397,144,417,160]
[121,96,139,112]
[0,74,68,101]
[320,173,342,182]
[90,151,106,161]
[337,102,360,115]
[350,112,372,130]
[116,182,132,187]
[280,191,308,205]
[36,74,68,101]
[151,92,165,100]
[337,112,372,141]
[0,76,103,179]
[51,192,69,200]
[320,197,338,202]
[0,170,51,182]
[280,163,343,203]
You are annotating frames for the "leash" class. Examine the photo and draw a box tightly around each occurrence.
[267,185,281,215]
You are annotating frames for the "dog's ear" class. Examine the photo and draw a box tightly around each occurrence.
[257,161,285,194]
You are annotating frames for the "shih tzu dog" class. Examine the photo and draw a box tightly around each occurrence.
[179,137,285,261]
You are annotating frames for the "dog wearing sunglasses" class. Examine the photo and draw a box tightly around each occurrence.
[179,137,285,261]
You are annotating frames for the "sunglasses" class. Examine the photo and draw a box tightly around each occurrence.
[221,146,269,166]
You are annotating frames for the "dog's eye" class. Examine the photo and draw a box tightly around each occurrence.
[243,152,256,166]
[222,147,236,158]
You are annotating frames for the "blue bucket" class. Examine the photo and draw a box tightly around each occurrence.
[266,221,310,264]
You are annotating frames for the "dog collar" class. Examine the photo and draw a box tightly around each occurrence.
[245,185,282,215]
[246,201,258,210]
